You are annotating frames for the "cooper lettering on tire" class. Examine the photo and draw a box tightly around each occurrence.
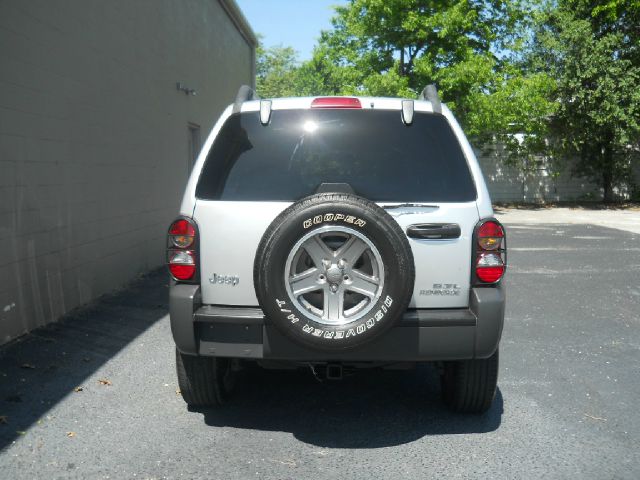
[254,193,415,350]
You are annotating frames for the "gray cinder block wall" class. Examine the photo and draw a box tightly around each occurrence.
[0,0,256,343]
[475,144,639,203]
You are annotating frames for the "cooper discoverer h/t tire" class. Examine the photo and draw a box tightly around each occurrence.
[254,193,415,350]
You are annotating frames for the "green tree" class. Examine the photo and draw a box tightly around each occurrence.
[255,43,302,98]
[305,0,535,129]
[255,40,330,98]
[532,0,640,201]
[253,1,554,143]
[253,1,639,201]
[293,0,559,182]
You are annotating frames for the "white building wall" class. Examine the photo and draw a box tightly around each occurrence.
[0,0,256,343]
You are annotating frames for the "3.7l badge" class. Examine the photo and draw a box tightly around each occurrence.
[419,283,461,296]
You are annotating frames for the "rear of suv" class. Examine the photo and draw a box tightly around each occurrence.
[169,85,506,413]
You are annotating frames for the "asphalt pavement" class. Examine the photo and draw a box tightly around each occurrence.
[1,216,639,479]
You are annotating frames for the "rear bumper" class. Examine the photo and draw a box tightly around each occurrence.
[170,284,504,361]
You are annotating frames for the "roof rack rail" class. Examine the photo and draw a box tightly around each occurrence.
[233,85,260,113]
[419,84,442,114]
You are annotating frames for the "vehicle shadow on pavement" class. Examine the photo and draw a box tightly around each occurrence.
[195,366,503,448]
[0,269,168,450]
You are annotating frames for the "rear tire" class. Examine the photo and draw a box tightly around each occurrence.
[440,349,499,413]
[176,349,236,407]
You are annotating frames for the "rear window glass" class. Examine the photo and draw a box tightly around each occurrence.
[195,109,476,202]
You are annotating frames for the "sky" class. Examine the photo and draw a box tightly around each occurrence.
[236,0,347,61]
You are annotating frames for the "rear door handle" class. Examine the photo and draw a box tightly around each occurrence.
[406,223,461,239]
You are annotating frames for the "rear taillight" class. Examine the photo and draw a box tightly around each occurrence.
[169,219,195,248]
[477,221,503,250]
[167,217,198,282]
[474,219,506,284]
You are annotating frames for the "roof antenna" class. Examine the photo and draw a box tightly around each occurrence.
[419,84,441,114]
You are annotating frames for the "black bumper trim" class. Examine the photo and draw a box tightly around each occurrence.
[171,284,504,361]
[194,305,476,328]
[402,309,476,327]
[193,306,479,361]
[195,305,264,324]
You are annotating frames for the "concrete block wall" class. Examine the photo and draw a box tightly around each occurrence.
[0,0,256,343]
[474,144,634,203]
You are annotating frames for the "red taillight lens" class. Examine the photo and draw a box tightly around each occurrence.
[474,219,506,284]
[167,218,198,281]
[477,221,504,250]
[168,250,196,280]
[169,219,196,248]
[476,253,505,283]
[169,263,196,280]
[169,219,195,236]
[311,97,362,109]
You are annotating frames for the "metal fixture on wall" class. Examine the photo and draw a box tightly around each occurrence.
[176,82,197,96]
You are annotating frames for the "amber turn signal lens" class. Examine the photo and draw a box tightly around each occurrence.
[171,235,194,248]
[477,221,504,251]
[478,236,501,250]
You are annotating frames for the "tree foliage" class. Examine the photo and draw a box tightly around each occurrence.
[308,0,533,126]
[254,0,640,201]
[255,43,302,98]
[532,0,640,201]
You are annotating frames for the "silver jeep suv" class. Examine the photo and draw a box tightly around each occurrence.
[168,85,506,413]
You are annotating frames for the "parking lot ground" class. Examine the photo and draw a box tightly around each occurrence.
[1,212,639,479]
[495,204,640,234]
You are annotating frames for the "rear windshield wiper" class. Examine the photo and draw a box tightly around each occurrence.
[381,203,439,210]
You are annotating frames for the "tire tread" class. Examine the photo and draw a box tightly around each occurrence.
[176,349,223,407]
[442,349,499,413]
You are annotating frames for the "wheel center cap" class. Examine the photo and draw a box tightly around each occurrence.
[326,265,343,284]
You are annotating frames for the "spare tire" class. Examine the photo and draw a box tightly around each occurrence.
[254,193,415,350]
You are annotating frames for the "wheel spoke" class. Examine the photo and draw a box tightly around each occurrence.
[286,226,385,326]
[289,268,322,296]
[323,289,344,321]
[302,236,333,267]
[346,270,379,298]
[336,235,369,265]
